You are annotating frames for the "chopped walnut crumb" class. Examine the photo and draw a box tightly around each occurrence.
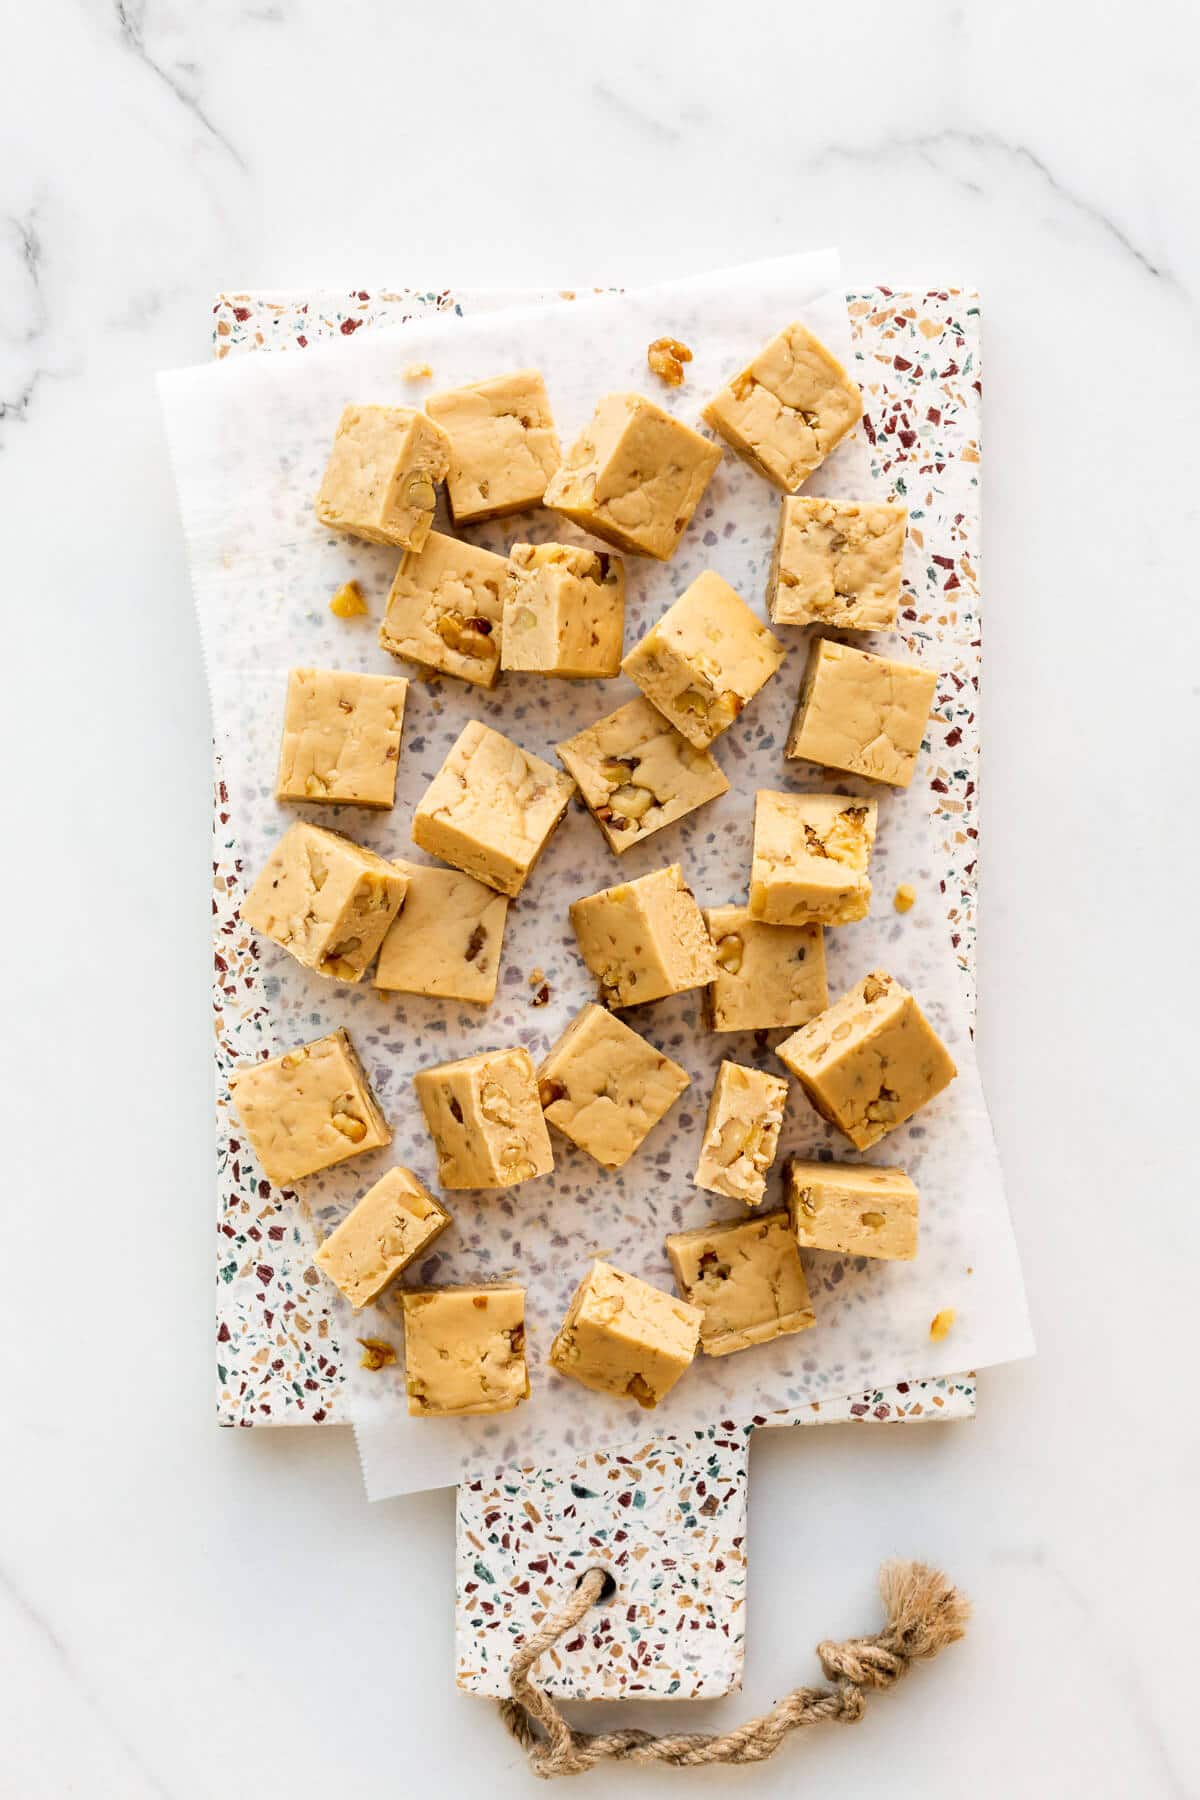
[528,968,546,988]
[403,361,433,380]
[358,1337,397,1371]
[329,579,368,619]
[929,1308,956,1342]
[647,336,694,387]
[894,883,917,913]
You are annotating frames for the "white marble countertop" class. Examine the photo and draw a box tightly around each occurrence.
[3,3,1197,1795]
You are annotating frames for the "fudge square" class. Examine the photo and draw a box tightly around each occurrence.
[241,821,408,982]
[556,695,728,855]
[776,970,957,1150]
[401,1285,529,1417]
[275,667,408,808]
[768,497,907,630]
[785,1159,919,1261]
[501,542,625,678]
[666,1211,815,1356]
[543,392,721,561]
[703,905,828,1033]
[785,638,939,788]
[411,721,575,897]
[228,1029,391,1186]
[314,404,449,550]
[537,1003,690,1171]
[314,1166,450,1309]
[702,321,862,491]
[374,860,509,1006]
[414,1046,554,1189]
[749,789,878,928]
[694,1061,789,1207]
[549,1261,702,1408]
[621,571,784,750]
[379,529,509,690]
[569,864,716,1009]
[426,369,560,524]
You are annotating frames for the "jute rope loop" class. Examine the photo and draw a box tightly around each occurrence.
[499,1559,969,1779]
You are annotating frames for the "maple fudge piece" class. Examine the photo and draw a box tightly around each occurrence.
[694,1061,789,1207]
[411,721,575,897]
[785,1159,919,1261]
[622,571,784,750]
[768,497,907,630]
[785,638,938,788]
[749,789,878,928]
[241,822,408,982]
[537,1003,689,1170]
[401,1285,528,1417]
[543,392,721,561]
[702,321,862,491]
[426,370,560,523]
[374,860,508,1005]
[315,1166,450,1309]
[275,667,408,808]
[557,696,728,855]
[569,864,716,1010]
[379,529,508,689]
[414,1046,554,1189]
[703,905,828,1033]
[666,1210,815,1356]
[501,542,625,678]
[549,1261,701,1408]
[228,1029,390,1185]
[315,404,449,550]
[776,970,956,1149]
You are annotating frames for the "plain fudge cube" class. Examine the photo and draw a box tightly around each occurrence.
[426,370,560,523]
[537,1003,689,1171]
[666,1211,815,1355]
[776,970,956,1150]
[569,864,716,1010]
[621,571,784,750]
[314,1166,450,1309]
[768,497,907,630]
[694,1061,789,1207]
[241,822,408,982]
[703,905,828,1033]
[411,721,575,897]
[275,667,408,808]
[557,696,728,855]
[315,404,449,549]
[549,1261,701,1408]
[401,1285,529,1417]
[379,530,509,690]
[786,1159,919,1261]
[228,1029,390,1185]
[501,542,625,678]
[749,790,878,927]
[785,638,938,788]
[414,1046,554,1189]
[544,391,721,561]
[374,859,509,1005]
[702,321,862,491]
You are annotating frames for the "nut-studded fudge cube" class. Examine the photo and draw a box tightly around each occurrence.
[785,1159,919,1261]
[665,1211,815,1356]
[315,404,449,550]
[315,1166,451,1309]
[776,971,956,1149]
[241,822,408,982]
[228,1029,390,1185]
[702,321,862,491]
[374,860,509,1005]
[621,571,784,750]
[569,864,716,1010]
[379,530,509,690]
[414,1046,554,1189]
[537,1003,689,1170]
[426,370,560,524]
[768,497,907,630]
[703,905,828,1033]
[544,392,721,561]
[549,1261,701,1408]
[749,790,878,927]
[501,542,625,678]
[557,696,728,855]
[401,1285,528,1417]
[275,667,408,808]
[411,721,575,897]
[694,1061,789,1206]
[785,638,938,788]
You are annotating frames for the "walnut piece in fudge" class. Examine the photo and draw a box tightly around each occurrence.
[379,529,508,689]
[275,667,408,808]
[749,789,878,927]
[414,1046,554,1189]
[694,1061,789,1207]
[785,1159,918,1261]
[543,392,721,561]
[569,863,716,1010]
[666,1211,815,1356]
[401,1285,529,1417]
[315,1166,450,1309]
[314,404,449,550]
[557,696,728,855]
[241,821,408,982]
[621,571,784,750]
[228,1029,390,1185]
[374,860,509,1005]
[785,638,938,788]
[501,542,625,678]
[426,370,560,523]
[702,321,862,491]
[411,720,575,897]
[549,1261,701,1408]
[768,497,907,630]
[537,1003,689,1170]
[703,905,828,1033]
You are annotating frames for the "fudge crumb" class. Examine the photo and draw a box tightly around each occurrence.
[929,1308,956,1342]
[403,361,432,380]
[330,579,368,619]
[531,983,551,1008]
[647,336,694,387]
[894,882,917,913]
[358,1336,397,1371]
